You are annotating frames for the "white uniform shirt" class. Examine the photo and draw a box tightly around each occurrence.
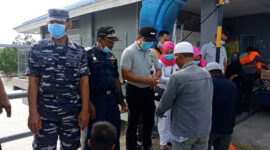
[159,60,179,89]
[201,41,227,73]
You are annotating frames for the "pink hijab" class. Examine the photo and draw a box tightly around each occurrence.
[193,46,207,68]
[160,41,175,67]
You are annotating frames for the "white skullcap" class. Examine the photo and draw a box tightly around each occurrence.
[205,62,222,71]
[174,41,193,54]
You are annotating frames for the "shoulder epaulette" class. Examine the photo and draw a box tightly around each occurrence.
[85,47,92,51]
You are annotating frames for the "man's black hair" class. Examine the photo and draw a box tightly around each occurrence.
[90,122,117,150]
[232,52,239,56]
[210,69,223,76]
[182,53,194,58]
[246,47,257,52]
[158,30,170,38]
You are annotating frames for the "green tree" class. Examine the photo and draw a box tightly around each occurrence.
[0,48,18,74]
[12,34,36,45]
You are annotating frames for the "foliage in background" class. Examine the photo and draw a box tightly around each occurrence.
[12,34,36,45]
[0,48,18,74]
[0,34,36,75]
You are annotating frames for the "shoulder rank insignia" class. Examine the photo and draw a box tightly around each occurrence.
[110,57,116,63]
[85,47,92,51]
[91,53,98,62]
[150,55,154,63]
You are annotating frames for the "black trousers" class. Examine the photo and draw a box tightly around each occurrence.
[126,84,155,150]
[241,74,256,112]
[208,132,232,150]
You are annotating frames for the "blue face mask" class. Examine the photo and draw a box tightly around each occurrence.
[193,61,200,65]
[221,40,226,46]
[164,54,174,60]
[141,41,153,51]
[102,47,110,53]
[48,24,66,39]
[159,43,163,49]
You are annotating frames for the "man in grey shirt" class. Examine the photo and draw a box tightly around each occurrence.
[201,33,228,73]
[156,41,213,150]
[121,26,161,150]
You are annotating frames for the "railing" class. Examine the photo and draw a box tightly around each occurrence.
[0,92,32,150]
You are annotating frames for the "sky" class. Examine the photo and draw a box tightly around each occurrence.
[0,0,77,44]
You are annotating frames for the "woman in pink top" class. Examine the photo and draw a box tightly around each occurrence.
[193,46,207,68]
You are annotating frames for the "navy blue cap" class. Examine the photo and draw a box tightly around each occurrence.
[48,9,69,22]
[97,26,120,41]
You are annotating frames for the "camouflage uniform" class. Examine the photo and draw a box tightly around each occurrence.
[27,38,89,150]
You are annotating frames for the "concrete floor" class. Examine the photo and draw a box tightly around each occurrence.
[119,110,270,150]
[232,110,270,150]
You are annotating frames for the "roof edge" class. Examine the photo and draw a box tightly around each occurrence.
[14,0,141,33]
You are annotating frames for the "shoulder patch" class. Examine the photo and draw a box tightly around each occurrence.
[85,47,92,51]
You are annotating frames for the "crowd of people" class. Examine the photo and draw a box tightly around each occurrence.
[0,8,268,150]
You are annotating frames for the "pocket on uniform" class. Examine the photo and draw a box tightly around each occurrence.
[65,50,82,81]
[65,59,80,81]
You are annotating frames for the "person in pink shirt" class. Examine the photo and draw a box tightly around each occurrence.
[193,46,207,68]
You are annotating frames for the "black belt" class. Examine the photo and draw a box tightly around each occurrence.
[92,89,115,95]
[126,83,152,90]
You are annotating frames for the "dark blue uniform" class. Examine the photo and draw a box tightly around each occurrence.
[83,47,121,150]
[27,38,89,150]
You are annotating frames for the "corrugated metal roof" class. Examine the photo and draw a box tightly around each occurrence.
[15,0,100,28]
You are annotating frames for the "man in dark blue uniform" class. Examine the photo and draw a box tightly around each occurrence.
[27,9,95,150]
[83,26,126,150]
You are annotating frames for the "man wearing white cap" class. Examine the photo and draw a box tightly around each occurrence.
[205,62,237,150]
[156,42,213,150]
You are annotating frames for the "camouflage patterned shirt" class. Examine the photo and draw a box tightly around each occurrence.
[27,38,90,115]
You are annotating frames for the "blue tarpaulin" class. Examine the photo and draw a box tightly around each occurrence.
[139,0,187,35]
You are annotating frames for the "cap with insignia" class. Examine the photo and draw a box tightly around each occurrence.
[97,26,120,41]
[139,26,157,42]
[48,9,69,22]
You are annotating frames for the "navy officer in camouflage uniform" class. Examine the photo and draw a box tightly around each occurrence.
[27,9,95,150]
[83,26,126,150]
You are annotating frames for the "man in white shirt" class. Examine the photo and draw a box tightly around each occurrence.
[201,33,228,73]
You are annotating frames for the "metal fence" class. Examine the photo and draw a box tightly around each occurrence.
[0,44,32,77]
[0,91,31,150]
[18,48,30,77]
